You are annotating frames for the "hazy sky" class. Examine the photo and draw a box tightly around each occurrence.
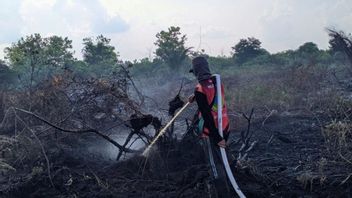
[0,0,351,61]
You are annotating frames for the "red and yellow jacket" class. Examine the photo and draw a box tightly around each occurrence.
[195,77,229,143]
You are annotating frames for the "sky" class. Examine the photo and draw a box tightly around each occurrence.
[0,0,351,61]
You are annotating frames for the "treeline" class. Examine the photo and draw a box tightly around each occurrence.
[0,34,120,90]
[0,26,350,90]
[131,28,350,77]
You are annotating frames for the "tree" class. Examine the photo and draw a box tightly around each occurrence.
[4,34,74,89]
[82,35,119,76]
[45,36,75,68]
[154,26,191,71]
[296,42,320,63]
[231,37,268,64]
[0,60,16,89]
[270,50,296,66]
[297,42,319,56]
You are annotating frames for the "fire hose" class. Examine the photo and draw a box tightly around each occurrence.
[214,74,246,198]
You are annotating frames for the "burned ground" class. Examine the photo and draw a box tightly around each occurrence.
[233,111,352,197]
[2,108,351,198]
[1,61,352,198]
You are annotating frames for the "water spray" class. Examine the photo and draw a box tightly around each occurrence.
[142,102,190,157]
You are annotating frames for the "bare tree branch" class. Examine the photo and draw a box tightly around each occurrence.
[13,107,138,154]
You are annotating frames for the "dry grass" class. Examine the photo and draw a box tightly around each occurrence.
[225,63,331,116]
[321,97,352,169]
[297,171,317,191]
[324,121,352,148]
[0,135,17,172]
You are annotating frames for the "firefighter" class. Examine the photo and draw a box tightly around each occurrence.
[188,56,231,197]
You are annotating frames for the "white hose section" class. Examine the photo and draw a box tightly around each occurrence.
[214,74,246,198]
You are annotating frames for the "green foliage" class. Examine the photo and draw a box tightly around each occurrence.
[298,42,319,55]
[316,50,334,65]
[0,60,16,89]
[82,35,118,66]
[4,34,74,88]
[60,60,90,78]
[0,29,345,90]
[45,36,75,67]
[241,54,273,67]
[296,42,320,62]
[5,34,46,71]
[231,37,269,64]
[129,58,169,77]
[5,34,74,69]
[269,50,296,66]
[207,56,234,72]
[155,26,190,71]
[5,34,44,69]
[82,35,119,76]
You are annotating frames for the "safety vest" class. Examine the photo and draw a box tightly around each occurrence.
[196,77,230,136]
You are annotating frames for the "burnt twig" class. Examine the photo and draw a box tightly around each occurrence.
[238,108,257,161]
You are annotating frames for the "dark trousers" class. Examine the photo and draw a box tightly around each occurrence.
[201,137,231,198]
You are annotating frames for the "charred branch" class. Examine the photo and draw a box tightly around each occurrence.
[129,114,161,131]
[13,107,138,154]
[168,94,185,116]
[238,108,257,161]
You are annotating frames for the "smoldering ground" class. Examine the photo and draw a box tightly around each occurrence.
[2,30,352,197]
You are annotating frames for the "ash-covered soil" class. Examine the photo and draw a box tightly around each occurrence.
[1,111,352,198]
[233,110,352,197]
